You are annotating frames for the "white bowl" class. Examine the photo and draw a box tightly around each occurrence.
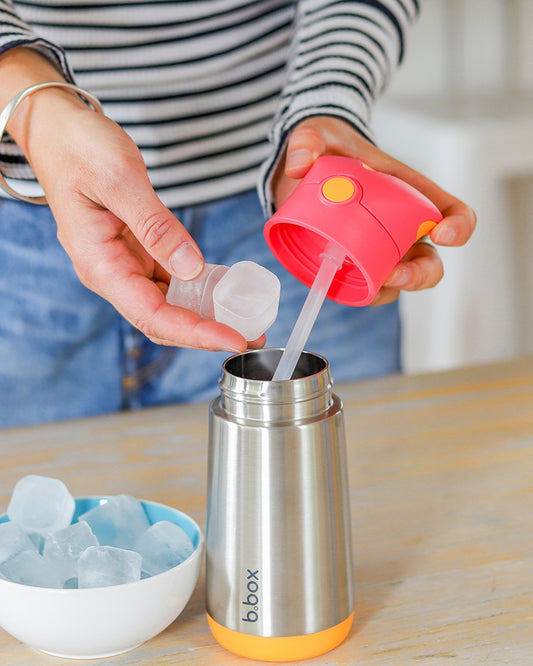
[0,497,203,659]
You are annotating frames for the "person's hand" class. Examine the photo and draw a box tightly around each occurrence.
[3,49,259,352]
[272,116,476,305]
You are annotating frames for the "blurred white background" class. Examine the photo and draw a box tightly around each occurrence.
[374,0,533,373]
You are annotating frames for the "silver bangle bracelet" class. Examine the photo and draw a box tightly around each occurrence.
[0,81,103,205]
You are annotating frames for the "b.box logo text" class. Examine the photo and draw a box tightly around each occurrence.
[242,569,259,623]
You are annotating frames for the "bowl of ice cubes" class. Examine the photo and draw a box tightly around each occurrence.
[0,475,203,659]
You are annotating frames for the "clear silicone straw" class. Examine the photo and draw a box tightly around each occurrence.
[272,242,345,381]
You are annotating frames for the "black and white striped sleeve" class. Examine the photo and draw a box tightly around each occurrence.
[259,0,419,215]
[0,0,76,180]
[0,1,74,84]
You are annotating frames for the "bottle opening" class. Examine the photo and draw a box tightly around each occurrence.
[224,349,327,381]
[265,222,372,305]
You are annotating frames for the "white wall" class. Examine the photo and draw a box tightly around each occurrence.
[385,0,524,99]
[373,0,533,373]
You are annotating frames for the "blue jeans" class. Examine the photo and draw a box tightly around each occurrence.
[0,191,401,428]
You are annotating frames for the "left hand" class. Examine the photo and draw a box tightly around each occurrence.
[272,116,476,306]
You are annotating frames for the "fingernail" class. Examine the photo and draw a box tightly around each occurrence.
[286,148,312,171]
[386,266,409,287]
[169,242,203,280]
[434,225,456,245]
[225,344,246,353]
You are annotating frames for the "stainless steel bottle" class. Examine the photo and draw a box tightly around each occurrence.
[206,349,354,662]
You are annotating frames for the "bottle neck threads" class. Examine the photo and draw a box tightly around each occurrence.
[219,349,334,423]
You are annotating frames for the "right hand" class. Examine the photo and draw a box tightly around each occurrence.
[3,50,258,352]
[272,116,476,306]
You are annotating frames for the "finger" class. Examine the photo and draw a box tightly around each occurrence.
[371,285,401,306]
[97,169,204,282]
[343,142,477,248]
[155,279,169,297]
[82,241,247,351]
[383,242,444,292]
[376,162,476,248]
[124,283,248,351]
[147,318,246,349]
[284,121,327,178]
[246,334,267,349]
[431,200,477,247]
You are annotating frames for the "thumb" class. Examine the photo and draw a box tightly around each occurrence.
[108,176,204,281]
[284,120,327,179]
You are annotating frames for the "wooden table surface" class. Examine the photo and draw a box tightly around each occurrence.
[1,356,533,665]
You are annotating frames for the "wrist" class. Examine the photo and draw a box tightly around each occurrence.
[0,46,85,154]
[0,79,103,203]
[9,87,91,159]
[0,46,66,101]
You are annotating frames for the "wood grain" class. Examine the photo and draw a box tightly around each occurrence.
[1,356,533,665]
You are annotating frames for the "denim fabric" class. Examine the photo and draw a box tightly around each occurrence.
[0,191,400,428]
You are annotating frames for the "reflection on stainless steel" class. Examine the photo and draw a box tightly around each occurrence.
[206,349,354,638]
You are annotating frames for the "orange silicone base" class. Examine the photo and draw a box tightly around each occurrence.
[207,611,354,662]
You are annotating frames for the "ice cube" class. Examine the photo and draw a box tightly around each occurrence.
[28,532,44,553]
[134,520,194,576]
[0,550,62,588]
[77,546,142,588]
[78,495,150,549]
[43,521,98,585]
[63,577,78,589]
[212,261,280,340]
[0,521,37,564]
[167,264,229,319]
[7,475,75,536]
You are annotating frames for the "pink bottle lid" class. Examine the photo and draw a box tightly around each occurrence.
[264,156,443,306]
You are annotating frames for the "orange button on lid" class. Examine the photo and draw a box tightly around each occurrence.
[321,177,355,203]
[415,220,438,241]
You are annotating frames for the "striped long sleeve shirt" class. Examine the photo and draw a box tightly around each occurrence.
[0,0,418,211]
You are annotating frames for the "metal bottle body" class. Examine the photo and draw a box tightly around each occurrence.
[206,349,354,639]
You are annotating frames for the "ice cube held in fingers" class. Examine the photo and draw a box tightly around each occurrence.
[213,261,280,340]
[167,260,281,340]
[166,263,229,319]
